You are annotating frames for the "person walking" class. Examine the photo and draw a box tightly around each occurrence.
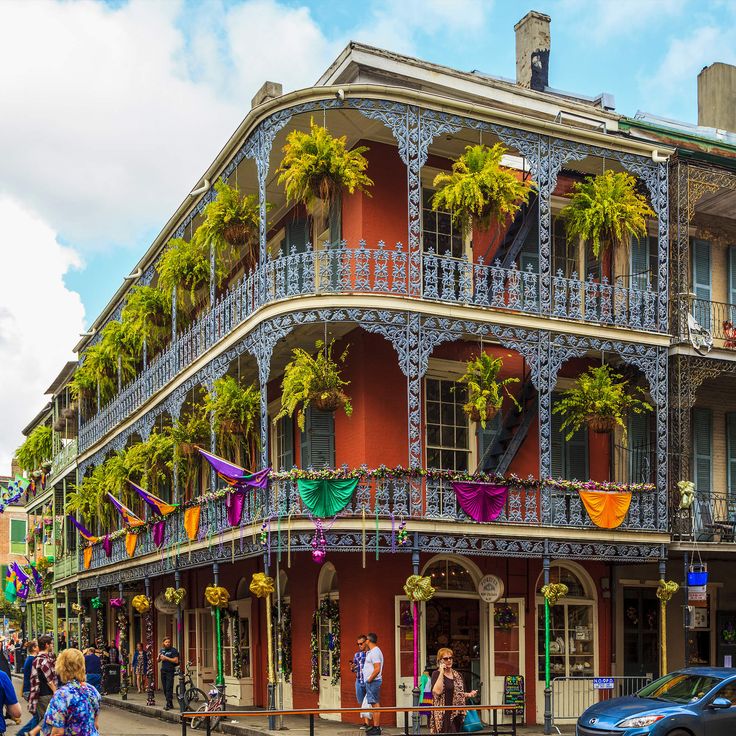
[0,668,20,734]
[16,641,39,736]
[132,643,147,694]
[83,648,102,695]
[0,638,12,679]
[362,633,384,736]
[430,647,478,734]
[350,635,368,729]
[157,636,179,710]
[28,635,56,727]
[38,648,100,736]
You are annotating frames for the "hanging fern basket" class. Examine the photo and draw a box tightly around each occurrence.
[178,442,198,457]
[312,389,349,413]
[467,405,499,424]
[222,221,254,247]
[586,415,617,434]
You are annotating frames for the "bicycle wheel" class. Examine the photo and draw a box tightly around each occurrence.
[207,697,225,730]
[190,703,209,730]
[186,687,208,706]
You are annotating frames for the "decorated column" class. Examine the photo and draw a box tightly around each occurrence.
[113,583,129,700]
[657,575,679,676]
[205,566,229,694]
[250,571,276,727]
[92,590,104,647]
[133,586,155,706]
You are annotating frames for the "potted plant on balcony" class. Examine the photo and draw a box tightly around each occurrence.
[121,285,172,353]
[156,236,214,316]
[275,339,352,430]
[204,376,260,467]
[277,119,373,209]
[431,143,532,235]
[456,354,520,428]
[196,180,262,273]
[168,412,211,498]
[16,425,53,474]
[559,170,654,258]
[553,364,652,441]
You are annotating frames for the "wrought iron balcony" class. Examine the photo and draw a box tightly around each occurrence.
[78,472,663,572]
[50,439,78,481]
[79,241,662,452]
[671,490,736,542]
[690,298,736,347]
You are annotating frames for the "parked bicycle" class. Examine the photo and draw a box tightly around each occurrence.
[191,685,227,730]
[180,664,208,708]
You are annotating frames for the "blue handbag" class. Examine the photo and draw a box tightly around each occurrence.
[462,710,483,732]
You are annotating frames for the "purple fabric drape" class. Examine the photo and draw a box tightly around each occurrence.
[197,448,270,491]
[153,520,166,548]
[226,492,245,526]
[102,535,112,557]
[450,482,508,522]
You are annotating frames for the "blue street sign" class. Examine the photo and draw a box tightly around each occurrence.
[593,678,614,690]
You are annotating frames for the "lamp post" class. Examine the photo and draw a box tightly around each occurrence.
[212,563,225,697]
[174,567,185,712]
[19,602,26,643]
[543,544,552,736]
[411,532,421,736]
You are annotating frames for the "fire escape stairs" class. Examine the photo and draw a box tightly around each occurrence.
[492,190,539,269]
[475,377,538,477]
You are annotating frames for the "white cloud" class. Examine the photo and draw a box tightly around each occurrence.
[0,197,85,471]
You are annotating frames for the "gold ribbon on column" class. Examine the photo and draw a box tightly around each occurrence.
[250,573,276,685]
[403,575,436,601]
[657,579,679,675]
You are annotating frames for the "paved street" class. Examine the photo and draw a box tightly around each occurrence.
[94,706,183,736]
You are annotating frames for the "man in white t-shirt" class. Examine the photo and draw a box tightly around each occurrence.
[362,632,384,736]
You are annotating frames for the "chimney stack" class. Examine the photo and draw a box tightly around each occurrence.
[698,63,736,132]
[251,81,283,110]
[515,11,551,92]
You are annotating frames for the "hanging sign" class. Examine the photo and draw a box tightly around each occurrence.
[154,592,179,615]
[688,586,707,608]
[478,574,504,603]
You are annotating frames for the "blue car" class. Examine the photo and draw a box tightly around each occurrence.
[577,668,736,736]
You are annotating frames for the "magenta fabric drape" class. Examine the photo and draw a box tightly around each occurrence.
[102,535,112,557]
[450,482,508,522]
[152,520,166,548]
[226,492,245,526]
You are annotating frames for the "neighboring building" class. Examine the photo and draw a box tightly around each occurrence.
[0,470,29,595]
[35,12,676,727]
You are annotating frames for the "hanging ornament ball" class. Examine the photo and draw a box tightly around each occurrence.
[312,547,326,564]
[397,520,409,546]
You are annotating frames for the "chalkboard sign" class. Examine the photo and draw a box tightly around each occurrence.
[503,675,525,719]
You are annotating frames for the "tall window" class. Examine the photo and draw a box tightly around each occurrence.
[551,393,588,480]
[552,217,576,278]
[275,416,294,471]
[422,189,464,257]
[425,378,469,471]
[300,408,334,469]
[10,519,26,555]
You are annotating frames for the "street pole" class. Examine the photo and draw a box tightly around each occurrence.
[264,554,276,731]
[119,582,128,700]
[543,543,552,736]
[683,551,690,669]
[174,567,185,712]
[145,577,155,706]
[411,532,420,736]
[213,563,224,696]
[659,555,667,676]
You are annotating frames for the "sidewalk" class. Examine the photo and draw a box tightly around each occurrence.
[102,691,575,736]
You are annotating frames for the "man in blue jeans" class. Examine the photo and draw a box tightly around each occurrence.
[362,633,384,736]
[350,635,367,728]
[16,641,37,736]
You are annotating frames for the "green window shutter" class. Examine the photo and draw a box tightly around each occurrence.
[10,519,26,555]
[286,219,309,254]
[565,425,588,481]
[692,239,712,329]
[278,416,294,471]
[727,413,736,497]
[328,197,342,247]
[692,408,712,493]
[630,235,650,290]
[728,247,736,309]
[550,401,564,478]
[477,413,502,466]
[300,407,334,469]
[627,412,651,483]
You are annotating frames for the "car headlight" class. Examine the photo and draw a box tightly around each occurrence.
[616,714,665,728]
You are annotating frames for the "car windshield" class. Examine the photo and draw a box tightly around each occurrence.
[637,673,723,703]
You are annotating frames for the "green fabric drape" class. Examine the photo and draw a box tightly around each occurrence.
[297,478,358,517]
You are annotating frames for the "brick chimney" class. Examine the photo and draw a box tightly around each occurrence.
[515,11,551,92]
[251,81,283,110]
[698,63,736,132]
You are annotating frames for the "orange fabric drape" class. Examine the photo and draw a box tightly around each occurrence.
[83,546,93,570]
[125,532,138,557]
[580,491,632,529]
[184,506,201,541]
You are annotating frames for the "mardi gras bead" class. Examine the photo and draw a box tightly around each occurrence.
[249,573,275,598]
[260,521,268,546]
[204,585,230,608]
[132,595,151,614]
[311,519,327,563]
[164,587,186,606]
[397,520,409,546]
[403,574,435,602]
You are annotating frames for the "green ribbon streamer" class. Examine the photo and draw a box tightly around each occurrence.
[297,478,358,518]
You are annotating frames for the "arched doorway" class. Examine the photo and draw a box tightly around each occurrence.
[534,562,597,724]
[317,563,341,720]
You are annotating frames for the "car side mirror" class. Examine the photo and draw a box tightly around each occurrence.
[710,697,732,710]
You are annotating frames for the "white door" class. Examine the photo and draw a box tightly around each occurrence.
[186,609,216,689]
[318,596,341,720]
[276,598,293,711]
[395,597,425,727]
[489,599,526,724]
[223,600,254,706]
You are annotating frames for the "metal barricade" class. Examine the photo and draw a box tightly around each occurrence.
[552,675,652,723]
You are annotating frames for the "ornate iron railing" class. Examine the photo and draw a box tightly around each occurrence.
[689,298,736,345]
[50,439,78,481]
[78,474,662,571]
[79,241,661,452]
[671,490,736,542]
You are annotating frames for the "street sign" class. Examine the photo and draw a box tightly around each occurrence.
[478,574,504,603]
[593,678,614,690]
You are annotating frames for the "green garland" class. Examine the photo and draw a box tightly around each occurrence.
[310,598,340,691]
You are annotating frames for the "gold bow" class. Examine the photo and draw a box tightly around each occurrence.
[132,595,151,614]
[164,587,186,606]
[205,585,230,608]
[71,603,85,615]
[657,580,679,602]
[403,575,435,602]
[541,583,569,606]
[249,573,275,598]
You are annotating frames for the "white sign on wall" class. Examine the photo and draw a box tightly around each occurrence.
[478,574,504,603]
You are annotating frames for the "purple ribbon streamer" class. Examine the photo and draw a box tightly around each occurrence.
[226,492,245,527]
[450,482,508,522]
[102,535,112,557]
[153,520,166,548]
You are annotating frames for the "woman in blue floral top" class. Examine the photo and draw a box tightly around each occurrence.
[36,648,100,736]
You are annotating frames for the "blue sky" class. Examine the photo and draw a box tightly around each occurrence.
[0,0,734,466]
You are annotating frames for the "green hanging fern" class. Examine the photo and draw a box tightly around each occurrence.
[559,170,655,258]
[455,354,521,429]
[275,339,352,431]
[16,425,53,473]
[156,236,214,312]
[431,144,532,235]
[167,412,211,497]
[552,364,652,443]
[121,285,171,352]
[277,119,373,208]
